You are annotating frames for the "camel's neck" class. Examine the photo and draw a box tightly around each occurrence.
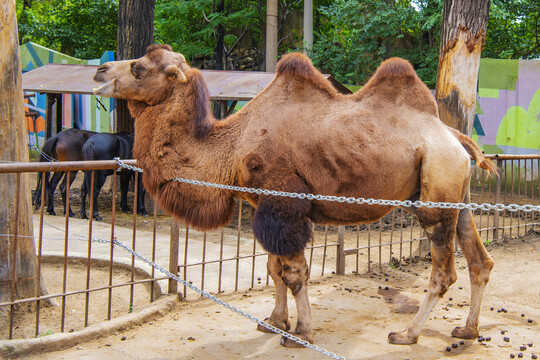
[130,83,245,230]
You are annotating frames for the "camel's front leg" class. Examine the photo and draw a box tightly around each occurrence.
[279,250,313,347]
[257,254,291,333]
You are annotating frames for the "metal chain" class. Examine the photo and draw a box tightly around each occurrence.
[114,158,540,213]
[91,235,346,360]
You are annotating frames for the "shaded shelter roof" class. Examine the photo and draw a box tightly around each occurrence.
[22,64,351,101]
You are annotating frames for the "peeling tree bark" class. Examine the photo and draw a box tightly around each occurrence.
[0,0,54,329]
[435,0,491,135]
[116,0,155,133]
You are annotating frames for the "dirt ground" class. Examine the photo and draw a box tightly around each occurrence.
[11,230,539,360]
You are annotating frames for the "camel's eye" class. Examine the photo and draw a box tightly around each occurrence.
[131,63,145,79]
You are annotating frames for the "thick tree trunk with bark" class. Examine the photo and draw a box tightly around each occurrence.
[435,0,491,135]
[0,0,51,328]
[116,0,155,133]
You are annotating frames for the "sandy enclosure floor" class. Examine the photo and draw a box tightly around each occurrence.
[16,233,540,360]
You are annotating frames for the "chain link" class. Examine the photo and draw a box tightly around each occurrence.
[93,234,345,360]
[114,158,540,213]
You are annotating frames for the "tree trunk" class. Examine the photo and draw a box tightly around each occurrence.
[116,0,156,133]
[435,0,491,135]
[0,0,51,329]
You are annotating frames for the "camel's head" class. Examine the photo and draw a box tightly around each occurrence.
[93,44,189,105]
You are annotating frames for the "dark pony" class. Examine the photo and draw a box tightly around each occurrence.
[80,132,147,221]
[33,128,96,216]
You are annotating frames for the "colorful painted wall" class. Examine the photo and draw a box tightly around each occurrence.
[475,59,540,155]
[21,42,115,148]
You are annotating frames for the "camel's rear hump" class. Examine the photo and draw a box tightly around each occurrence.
[356,57,438,117]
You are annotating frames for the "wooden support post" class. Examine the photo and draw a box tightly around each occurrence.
[0,0,45,328]
[168,219,180,295]
[336,225,346,274]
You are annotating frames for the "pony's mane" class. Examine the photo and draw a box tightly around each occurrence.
[184,68,213,139]
[276,53,337,97]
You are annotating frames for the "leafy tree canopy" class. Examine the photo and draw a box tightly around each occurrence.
[17,0,117,59]
[16,0,540,85]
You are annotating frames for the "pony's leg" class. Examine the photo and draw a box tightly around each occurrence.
[451,204,494,339]
[47,171,63,215]
[91,173,107,221]
[388,209,459,344]
[80,171,89,219]
[257,254,291,333]
[279,250,313,348]
[65,170,78,217]
[136,172,148,216]
[119,171,132,213]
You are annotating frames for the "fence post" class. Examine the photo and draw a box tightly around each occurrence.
[336,225,346,274]
[169,219,180,295]
[493,159,502,242]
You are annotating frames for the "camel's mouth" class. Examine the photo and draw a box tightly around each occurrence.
[92,78,117,97]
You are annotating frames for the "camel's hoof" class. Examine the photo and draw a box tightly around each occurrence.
[451,326,478,339]
[388,330,419,345]
[280,332,314,348]
[257,317,290,333]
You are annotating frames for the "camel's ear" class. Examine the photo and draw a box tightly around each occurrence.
[165,65,186,82]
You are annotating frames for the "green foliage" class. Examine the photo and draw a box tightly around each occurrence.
[308,0,442,87]
[17,0,118,59]
[483,0,540,60]
[154,0,262,60]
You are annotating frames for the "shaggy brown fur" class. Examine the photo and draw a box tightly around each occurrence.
[93,46,495,348]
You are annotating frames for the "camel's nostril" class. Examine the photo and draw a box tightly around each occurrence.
[96,65,108,73]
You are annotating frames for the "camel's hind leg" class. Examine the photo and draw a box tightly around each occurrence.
[388,210,459,344]
[257,254,291,333]
[451,200,494,339]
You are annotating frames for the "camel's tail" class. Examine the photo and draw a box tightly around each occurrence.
[446,125,498,175]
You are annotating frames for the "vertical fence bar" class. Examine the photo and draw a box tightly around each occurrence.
[235,201,242,292]
[378,221,382,270]
[35,171,47,337]
[321,226,328,276]
[9,174,21,339]
[169,219,180,295]
[85,170,95,327]
[151,203,157,302]
[355,225,360,274]
[493,159,502,242]
[201,232,207,293]
[251,234,257,289]
[518,160,522,236]
[107,172,117,320]
[183,224,189,298]
[129,173,139,312]
[60,171,70,333]
[308,223,315,275]
[510,160,514,238]
[218,229,224,293]
[336,225,345,275]
[399,210,404,264]
[367,224,371,272]
[389,210,395,263]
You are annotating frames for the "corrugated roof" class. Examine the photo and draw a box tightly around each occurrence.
[22,64,351,101]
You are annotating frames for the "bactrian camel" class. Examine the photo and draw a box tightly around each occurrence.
[93,44,496,347]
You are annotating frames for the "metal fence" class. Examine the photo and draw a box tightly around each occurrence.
[0,155,539,340]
